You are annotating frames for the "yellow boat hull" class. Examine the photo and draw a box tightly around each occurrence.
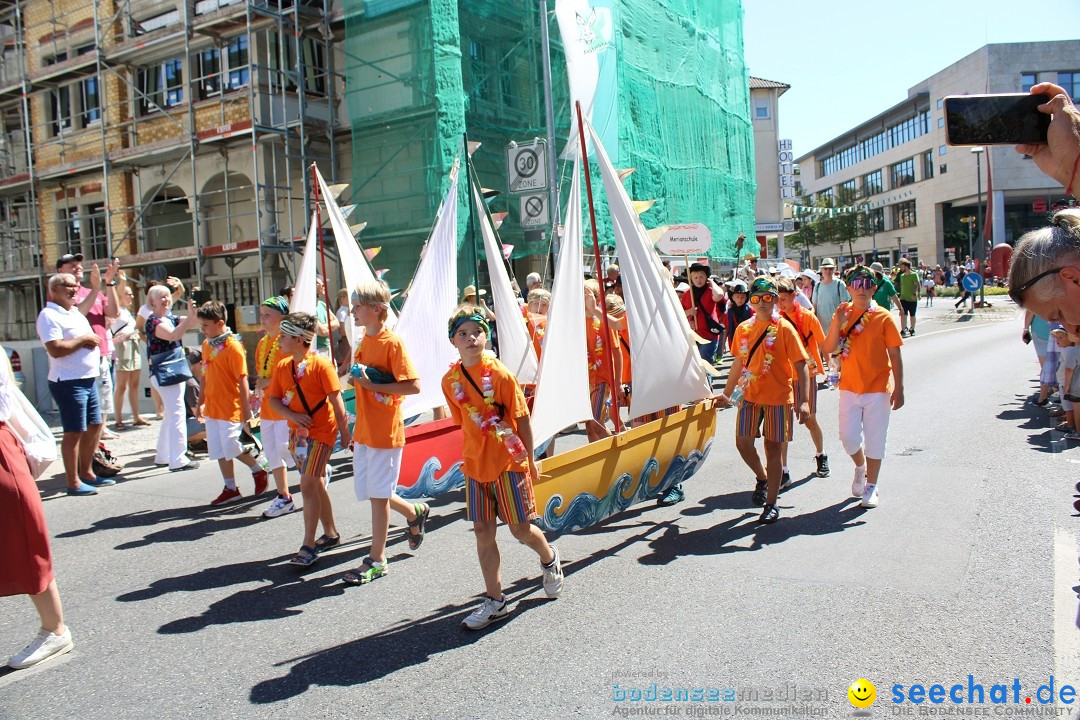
[534,400,717,532]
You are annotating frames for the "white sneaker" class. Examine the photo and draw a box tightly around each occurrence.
[861,483,879,508]
[462,595,511,630]
[262,495,296,519]
[541,545,564,598]
[851,466,867,498]
[8,627,73,669]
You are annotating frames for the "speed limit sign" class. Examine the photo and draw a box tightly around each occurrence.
[507,140,548,194]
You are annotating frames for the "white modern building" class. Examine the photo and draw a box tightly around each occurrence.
[795,40,1079,270]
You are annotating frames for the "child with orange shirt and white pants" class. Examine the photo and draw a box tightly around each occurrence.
[266,312,350,566]
[195,300,268,506]
[341,280,429,586]
[717,278,810,524]
[254,296,296,519]
[442,306,563,630]
[820,266,905,509]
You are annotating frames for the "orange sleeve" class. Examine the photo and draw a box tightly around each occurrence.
[442,373,464,426]
[231,341,247,379]
[882,313,904,348]
[500,365,529,420]
[780,323,809,365]
[317,356,341,395]
[392,339,419,382]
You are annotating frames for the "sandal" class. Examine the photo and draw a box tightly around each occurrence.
[1056,422,1075,433]
[314,534,340,553]
[132,417,151,426]
[342,557,388,585]
[113,421,127,431]
[407,503,430,551]
[289,545,319,567]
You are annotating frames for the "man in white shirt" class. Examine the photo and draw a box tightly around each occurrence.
[36,274,115,496]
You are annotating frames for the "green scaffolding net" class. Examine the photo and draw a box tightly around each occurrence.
[343,0,754,288]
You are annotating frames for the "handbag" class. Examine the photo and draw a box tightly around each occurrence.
[5,384,57,479]
[149,345,194,386]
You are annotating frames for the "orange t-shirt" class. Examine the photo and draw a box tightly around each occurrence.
[782,307,826,377]
[529,315,547,364]
[201,336,247,422]
[731,317,808,406]
[586,318,618,386]
[266,353,341,447]
[351,328,419,449]
[837,305,903,394]
[441,354,529,483]
[617,326,633,385]
[255,332,285,421]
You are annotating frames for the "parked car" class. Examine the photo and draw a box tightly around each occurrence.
[5,346,26,386]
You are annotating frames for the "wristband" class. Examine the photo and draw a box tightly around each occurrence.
[1067,153,1080,197]
[106,280,117,287]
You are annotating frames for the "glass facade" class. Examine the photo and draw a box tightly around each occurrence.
[819,110,930,177]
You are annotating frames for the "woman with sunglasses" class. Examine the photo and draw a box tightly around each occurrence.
[820,266,905,510]
[717,278,811,524]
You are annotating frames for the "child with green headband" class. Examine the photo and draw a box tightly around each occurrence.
[255,296,297,519]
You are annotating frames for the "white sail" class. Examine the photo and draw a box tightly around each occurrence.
[587,122,710,417]
[472,183,539,384]
[530,159,593,445]
[289,215,320,352]
[396,171,461,418]
[312,164,396,349]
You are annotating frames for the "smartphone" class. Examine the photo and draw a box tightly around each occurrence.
[944,93,1050,146]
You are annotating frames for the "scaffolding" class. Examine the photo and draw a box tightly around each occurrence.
[0,0,350,341]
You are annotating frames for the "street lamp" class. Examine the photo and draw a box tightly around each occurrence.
[971,146,985,306]
[960,216,976,262]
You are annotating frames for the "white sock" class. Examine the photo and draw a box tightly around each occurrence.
[782,466,789,473]
[224,477,237,490]
[856,464,866,473]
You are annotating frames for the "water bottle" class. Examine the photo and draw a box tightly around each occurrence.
[497,423,529,463]
[826,370,840,389]
[729,384,745,407]
[294,428,309,461]
[350,363,366,379]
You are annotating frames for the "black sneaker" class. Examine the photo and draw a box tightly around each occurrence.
[759,503,779,523]
[816,453,830,478]
[779,470,792,492]
[656,484,685,507]
[751,479,767,507]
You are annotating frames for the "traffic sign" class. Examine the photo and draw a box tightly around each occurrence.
[962,271,983,293]
[520,193,549,228]
[507,140,548,194]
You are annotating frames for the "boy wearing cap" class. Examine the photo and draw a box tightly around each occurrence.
[870,262,902,315]
[255,296,297,519]
[681,262,726,362]
[442,305,563,629]
[717,278,811,523]
[821,266,905,509]
[724,281,752,352]
[896,259,921,337]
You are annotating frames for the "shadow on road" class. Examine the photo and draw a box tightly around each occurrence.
[997,391,1069,455]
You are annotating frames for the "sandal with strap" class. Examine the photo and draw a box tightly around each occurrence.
[314,534,340,553]
[342,557,388,585]
[289,545,319,567]
[407,503,430,551]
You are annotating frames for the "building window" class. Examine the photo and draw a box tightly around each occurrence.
[753,97,770,119]
[923,150,934,180]
[939,144,947,156]
[1021,72,1037,92]
[862,169,882,196]
[79,76,101,127]
[48,86,71,136]
[269,34,326,97]
[58,208,81,256]
[891,157,915,189]
[936,98,943,110]
[226,35,249,89]
[867,207,884,233]
[137,58,185,114]
[1058,72,1079,101]
[937,117,944,128]
[85,203,108,259]
[839,178,857,198]
[197,48,221,97]
[892,200,916,229]
[819,109,930,177]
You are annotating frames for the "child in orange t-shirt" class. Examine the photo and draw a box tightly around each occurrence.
[526,288,551,364]
[583,279,623,442]
[717,278,810,524]
[255,296,296,519]
[821,266,905,510]
[195,300,268,506]
[341,280,427,586]
[441,305,563,630]
[266,312,350,567]
[777,277,830,482]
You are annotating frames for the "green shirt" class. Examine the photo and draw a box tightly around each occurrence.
[316,301,330,351]
[898,271,920,302]
[873,277,897,308]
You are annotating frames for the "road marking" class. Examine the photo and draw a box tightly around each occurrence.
[1054,527,1080,697]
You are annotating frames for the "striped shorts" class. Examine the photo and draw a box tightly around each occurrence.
[736,401,793,443]
[289,433,332,478]
[590,382,609,423]
[465,470,537,525]
[793,375,818,415]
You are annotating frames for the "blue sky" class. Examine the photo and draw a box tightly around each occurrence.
[742,0,1080,157]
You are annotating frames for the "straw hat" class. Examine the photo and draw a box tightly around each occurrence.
[461,285,487,301]
[819,257,836,269]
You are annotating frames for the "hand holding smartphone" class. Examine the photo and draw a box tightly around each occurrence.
[944,93,1050,146]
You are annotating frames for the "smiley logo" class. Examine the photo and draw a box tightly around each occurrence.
[848,678,876,708]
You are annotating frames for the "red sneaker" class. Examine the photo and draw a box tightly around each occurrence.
[253,469,269,495]
[210,487,242,506]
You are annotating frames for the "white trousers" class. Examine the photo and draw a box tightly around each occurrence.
[152,377,189,469]
[98,356,114,416]
[838,391,892,459]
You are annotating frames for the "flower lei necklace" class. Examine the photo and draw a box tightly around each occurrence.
[588,318,604,371]
[834,302,878,360]
[449,353,500,437]
[257,334,280,378]
[737,314,779,386]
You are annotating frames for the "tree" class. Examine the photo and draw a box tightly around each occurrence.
[787,188,864,262]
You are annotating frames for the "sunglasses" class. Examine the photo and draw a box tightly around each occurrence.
[850,277,875,290]
[749,293,776,305]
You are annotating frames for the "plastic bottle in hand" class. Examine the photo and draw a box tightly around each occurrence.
[496,423,529,463]
[729,384,745,407]
[294,428,309,461]
[826,369,840,389]
[350,363,367,380]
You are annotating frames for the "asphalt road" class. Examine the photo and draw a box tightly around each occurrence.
[2,299,1077,720]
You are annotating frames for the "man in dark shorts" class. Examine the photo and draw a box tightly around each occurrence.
[896,258,921,337]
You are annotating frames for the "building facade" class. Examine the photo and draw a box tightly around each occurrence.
[750,76,793,259]
[794,40,1079,271]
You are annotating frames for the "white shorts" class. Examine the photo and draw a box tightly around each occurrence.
[838,391,892,459]
[352,444,403,501]
[260,418,295,471]
[205,418,245,461]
